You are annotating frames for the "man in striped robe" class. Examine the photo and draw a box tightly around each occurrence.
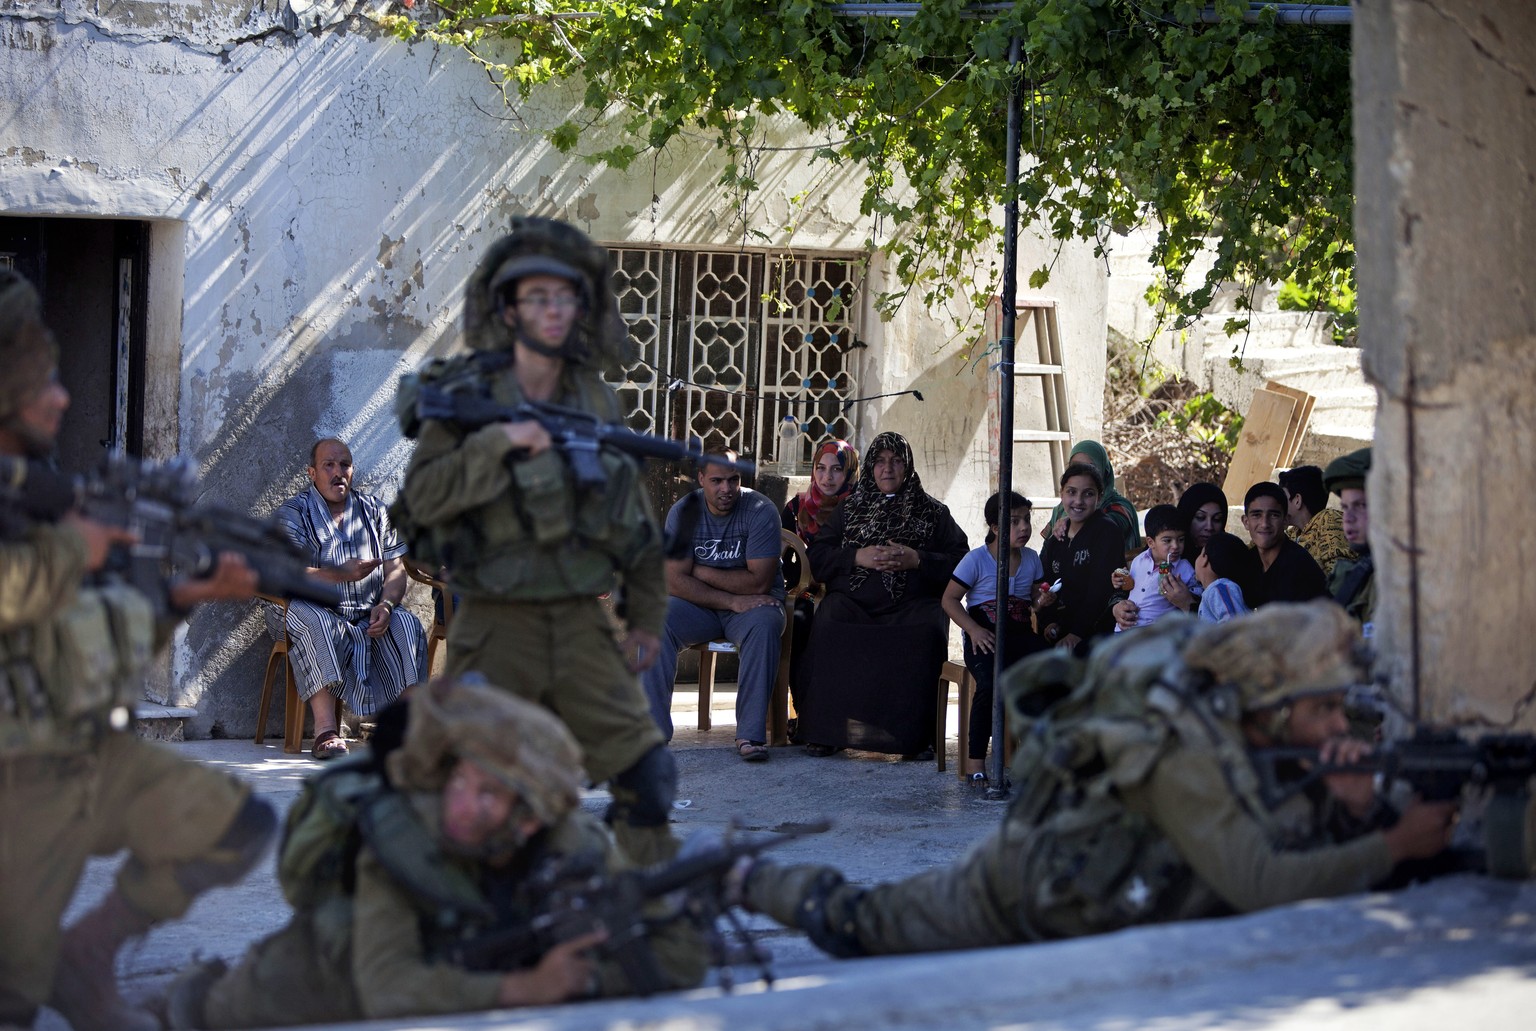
[268,437,428,758]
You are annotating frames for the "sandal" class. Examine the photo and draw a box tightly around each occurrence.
[311,730,349,762]
[735,740,770,763]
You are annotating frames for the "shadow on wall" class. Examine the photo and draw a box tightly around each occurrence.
[864,359,990,508]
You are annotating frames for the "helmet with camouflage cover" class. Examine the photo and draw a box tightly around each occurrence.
[1181,601,1370,719]
[463,216,631,374]
[387,675,584,828]
[0,269,59,426]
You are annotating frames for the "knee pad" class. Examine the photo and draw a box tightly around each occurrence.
[607,745,677,828]
[169,794,278,897]
[796,869,868,959]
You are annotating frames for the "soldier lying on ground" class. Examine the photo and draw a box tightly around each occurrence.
[733,603,1459,957]
[0,269,276,1031]
[165,677,706,1029]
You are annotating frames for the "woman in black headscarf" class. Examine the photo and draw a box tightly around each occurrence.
[797,432,970,758]
[1177,482,1230,563]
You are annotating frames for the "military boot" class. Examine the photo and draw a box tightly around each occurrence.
[49,890,160,1031]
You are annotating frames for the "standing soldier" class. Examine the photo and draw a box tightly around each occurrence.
[397,218,676,865]
[0,270,276,1030]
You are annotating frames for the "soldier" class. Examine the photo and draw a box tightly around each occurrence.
[0,269,276,1030]
[397,218,676,864]
[733,602,1457,957]
[1324,447,1374,632]
[166,677,706,1028]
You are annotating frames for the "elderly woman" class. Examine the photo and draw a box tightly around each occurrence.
[798,432,969,758]
[1041,439,1140,555]
[782,439,859,719]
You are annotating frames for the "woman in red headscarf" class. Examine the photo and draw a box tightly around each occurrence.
[781,439,859,726]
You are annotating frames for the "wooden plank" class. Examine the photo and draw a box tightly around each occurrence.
[1264,380,1316,467]
[1224,388,1298,496]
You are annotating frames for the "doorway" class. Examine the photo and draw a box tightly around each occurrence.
[0,216,151,471]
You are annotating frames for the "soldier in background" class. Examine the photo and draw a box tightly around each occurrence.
[397,218,677,865]
[0,269,275,1030]
[1324,448,1375,633]
[733,603,1456,958]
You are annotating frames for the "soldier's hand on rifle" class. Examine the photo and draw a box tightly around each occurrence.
[622,628,660,673]
[63,512,138,572]
[1316,736,1378,818]
[497,928,608,1007]
[500,419,554,456]
[169,552,260,609]
[1383,798,1458,863]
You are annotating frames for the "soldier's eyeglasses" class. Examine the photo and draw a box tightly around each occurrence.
[516,294,580,313]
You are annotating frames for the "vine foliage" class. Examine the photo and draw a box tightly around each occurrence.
[380,0,1353,330]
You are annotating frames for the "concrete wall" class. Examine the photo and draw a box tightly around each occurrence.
[0,5,1108,736]
[1354,0,1536,726]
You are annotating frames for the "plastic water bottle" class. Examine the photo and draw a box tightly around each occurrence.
[776,415,798,476]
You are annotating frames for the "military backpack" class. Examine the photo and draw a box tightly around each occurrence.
[999,616,1279,939]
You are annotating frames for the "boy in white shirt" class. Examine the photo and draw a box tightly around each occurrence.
[1111,504,1201,629]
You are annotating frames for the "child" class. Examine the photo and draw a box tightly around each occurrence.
[1195,530,1256,623]
[1112,503,1201,630]
[1037,463,1125,654]
[942,492,1046,783]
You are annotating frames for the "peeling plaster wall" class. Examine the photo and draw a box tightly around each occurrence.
[1,7,1108,736]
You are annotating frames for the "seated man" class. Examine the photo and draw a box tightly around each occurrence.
[1242,482,1328,605]
[734,603,1457,957]
[269,437,428,759]
[640,453,785,762]
[1324,447,1375,632]
[1278,464,1353,578]
[164,678,706,1029]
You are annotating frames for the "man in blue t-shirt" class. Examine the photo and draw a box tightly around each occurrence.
[640,453,785,761]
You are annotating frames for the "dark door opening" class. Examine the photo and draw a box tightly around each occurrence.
[0,216,150,471]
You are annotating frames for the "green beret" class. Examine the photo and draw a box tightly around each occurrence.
[1324,447,1371,495]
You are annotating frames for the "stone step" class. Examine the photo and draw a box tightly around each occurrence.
[134,701,197,742]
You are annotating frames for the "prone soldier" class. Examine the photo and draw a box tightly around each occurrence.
[0,270,276,1030]
[397,217,678,865]
[165,677,706,1028]
[734,603,1460,957]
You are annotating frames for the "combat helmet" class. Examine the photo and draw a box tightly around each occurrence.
[463,216,631,374]
[0,269,59,427]
[387,676,584,830]
[1181,601,1370,737]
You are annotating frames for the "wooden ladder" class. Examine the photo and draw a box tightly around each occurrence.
[987,297,1074,490]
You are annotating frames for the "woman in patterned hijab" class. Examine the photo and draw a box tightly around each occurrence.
[797,430,969,757]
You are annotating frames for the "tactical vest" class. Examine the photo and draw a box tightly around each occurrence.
[278,759,579,967]
[1000,616,1286,940]
[394,354,658,601]
[0,547,157,756]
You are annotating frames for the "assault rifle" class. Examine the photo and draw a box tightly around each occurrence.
[0,453,339,613]
[1254,727,1536,878]
[415,385,756,490]
[446,819,830,994]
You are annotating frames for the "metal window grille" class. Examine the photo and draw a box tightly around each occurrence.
[606,246,862,472]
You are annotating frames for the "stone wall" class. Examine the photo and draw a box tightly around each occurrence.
[1,4,1108,736]
[1354,0,1536,726]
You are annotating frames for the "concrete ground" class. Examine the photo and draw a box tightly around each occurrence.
[42,688,1536,1030]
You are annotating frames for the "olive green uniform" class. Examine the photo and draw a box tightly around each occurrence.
[201,783,706,1027]
[0,522,254,1026]
[1328,552,1376,626]
[748,723,1392,956]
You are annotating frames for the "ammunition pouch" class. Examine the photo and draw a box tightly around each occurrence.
[0,582,156,753]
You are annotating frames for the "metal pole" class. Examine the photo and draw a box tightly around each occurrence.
[986,33,1024,801]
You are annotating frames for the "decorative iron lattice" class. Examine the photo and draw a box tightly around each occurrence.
[607,247,861,473]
